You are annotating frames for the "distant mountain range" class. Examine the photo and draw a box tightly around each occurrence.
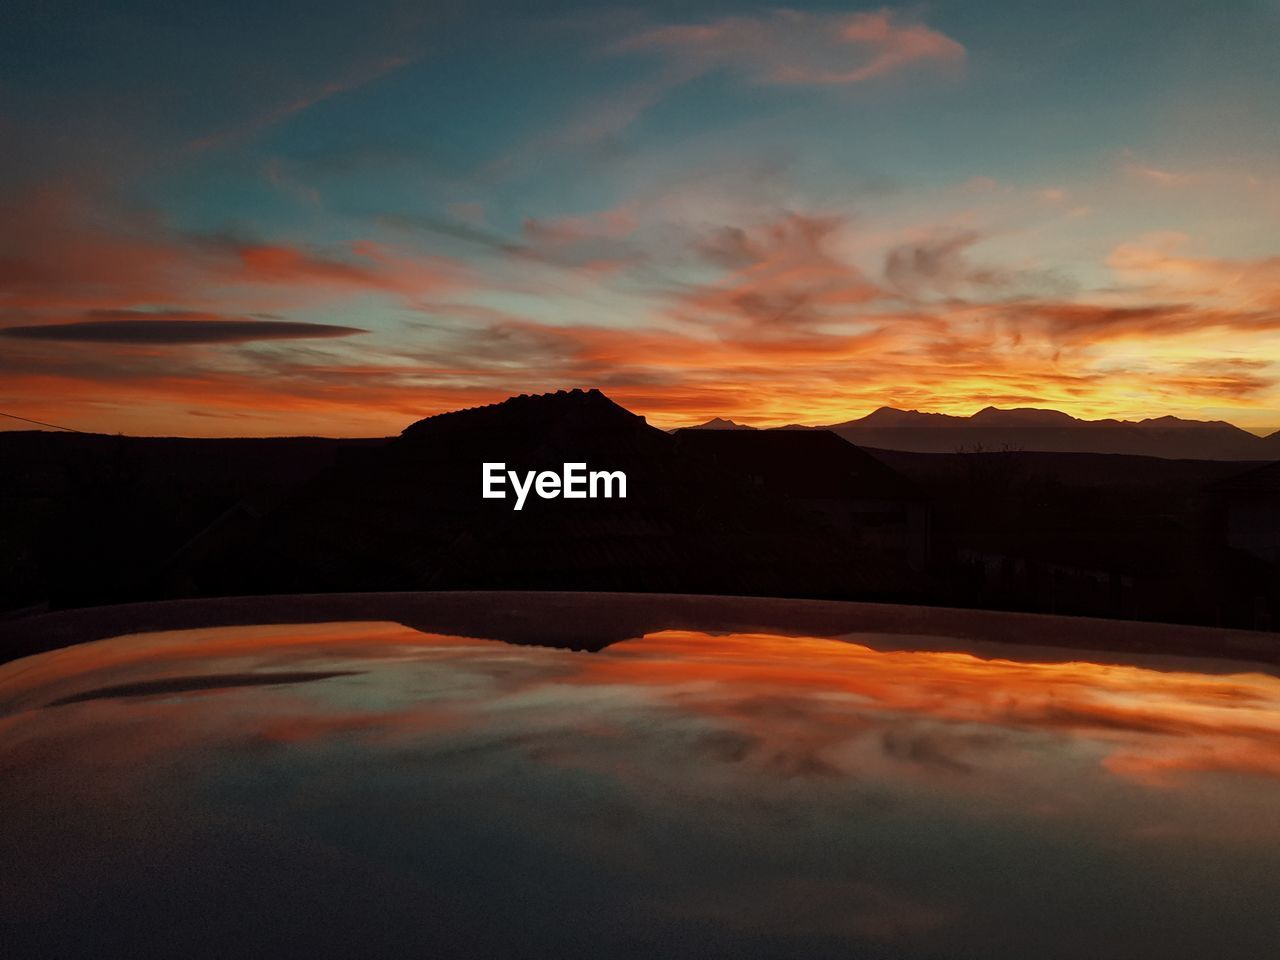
[686,407,1280,460]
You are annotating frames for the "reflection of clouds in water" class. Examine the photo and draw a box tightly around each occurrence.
[4,623,1280,794]
[4,623,1280,791]
[574,631,1280,788]
[2,623,1280,957]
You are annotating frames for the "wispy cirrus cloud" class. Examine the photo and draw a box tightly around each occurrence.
[512,8,964,162]
[1122,163,1199,188]
[179,53,421,157]
[1108,232,1280,310]
[1158,358,1275,399]
[0,184,464,318]
[614,7,965,88]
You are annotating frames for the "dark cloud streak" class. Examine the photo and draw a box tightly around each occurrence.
[0,318,368,345]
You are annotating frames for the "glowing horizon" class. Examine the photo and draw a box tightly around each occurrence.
[3,2,1279,437]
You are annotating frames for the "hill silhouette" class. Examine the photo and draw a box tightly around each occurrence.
[165,389,921,601]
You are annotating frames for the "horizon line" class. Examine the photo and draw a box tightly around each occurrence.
[1,392,1277,441]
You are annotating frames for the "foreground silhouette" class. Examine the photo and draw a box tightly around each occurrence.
[0,389,1276,629]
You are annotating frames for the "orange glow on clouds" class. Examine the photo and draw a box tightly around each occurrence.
[3,111,1279,437]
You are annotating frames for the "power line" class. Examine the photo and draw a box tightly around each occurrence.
[0,411,82,432]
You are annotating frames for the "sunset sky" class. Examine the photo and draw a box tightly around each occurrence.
[2,0,1279,436]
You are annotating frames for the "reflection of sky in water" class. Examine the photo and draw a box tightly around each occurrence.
[2,622,1280,958]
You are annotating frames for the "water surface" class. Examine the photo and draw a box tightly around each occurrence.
[2,619,1279,958]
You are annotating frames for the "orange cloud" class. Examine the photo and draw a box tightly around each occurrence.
[0,185,463,339]
[1109,233,1280,311]
[5,176,1280,436]
[0,185,196,312]
[679,213,881,333]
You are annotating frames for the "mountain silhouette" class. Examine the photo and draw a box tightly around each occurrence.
[969,406,1079,428]
[842,407,959,429]
[684,417,756,431]
[695,405,1276,460]
[167,389,922,601]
